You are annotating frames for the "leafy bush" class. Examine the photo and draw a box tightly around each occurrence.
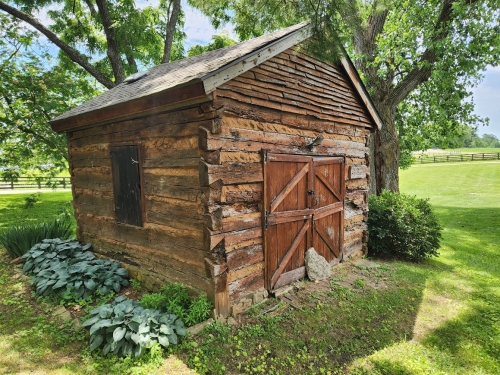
[185,295,213,326]
[24,193,41,208]
[0,218,73,258]
[21,238,129,300]
[156,283,212,327]
[368,190,442,262]
[83,296,186,357]
[140,293,167,310]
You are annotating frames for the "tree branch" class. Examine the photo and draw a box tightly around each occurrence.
[0,1,115,89]
[387,0,455,108]
[161,0,181,64]
[95,0,125,83]
[83,0,97,16]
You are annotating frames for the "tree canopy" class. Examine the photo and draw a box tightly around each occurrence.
[189,0,500,192]
[0,14,100,175]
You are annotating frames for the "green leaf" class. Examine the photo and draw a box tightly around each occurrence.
[84,279,97,291]
[89,334,104,351]
[159,324,173,335]
[90,319,112,335]
[158,334,170,347]
[113,326,127,342]
[82,315,100,327]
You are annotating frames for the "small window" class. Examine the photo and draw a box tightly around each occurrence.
[110,145,143,226]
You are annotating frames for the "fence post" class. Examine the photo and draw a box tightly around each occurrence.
[434,156,436,163]
[10,177,14,189]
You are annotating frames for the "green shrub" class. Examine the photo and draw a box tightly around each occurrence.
[0,217,73,258]
[83,296,186,357]
[368,190,442,262]
[24,193,41,208]
[140,293,167,310]
[21,238,129,301]
[185,295,213,326]
[139,283,213,327]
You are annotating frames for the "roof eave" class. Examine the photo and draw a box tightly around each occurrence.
[49,80,207,133]
[201,23,312,94]
[338,52,383,130]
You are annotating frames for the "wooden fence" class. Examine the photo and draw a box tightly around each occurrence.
[0,176,71,190]
[415,153,500,164]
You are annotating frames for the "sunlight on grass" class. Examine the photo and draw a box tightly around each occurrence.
[349,161,500,374]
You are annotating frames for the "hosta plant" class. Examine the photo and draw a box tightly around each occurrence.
[83,296,187,357]
[21,238,129,300]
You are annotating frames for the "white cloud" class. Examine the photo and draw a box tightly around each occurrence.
[183,3,236,48]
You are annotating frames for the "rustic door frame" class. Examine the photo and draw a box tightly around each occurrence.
[263,151,345,291]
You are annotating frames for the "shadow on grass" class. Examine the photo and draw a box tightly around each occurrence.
[177,264,429,375]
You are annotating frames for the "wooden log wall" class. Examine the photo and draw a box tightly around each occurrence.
[200,47,374,309]
[67,102,219,297]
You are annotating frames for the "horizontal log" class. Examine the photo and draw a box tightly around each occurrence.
[73,187,113,199]
[83,231,209,281]
[200,123,367,158]
[204,257,228,278]
[344,238,363,258]
[69,104,217,141]
[204,226,262,252]
[346,179,369,190]
[221,116,366,144]
[228,269,264,301]
[199,160,263,186]
[143,173,200,197]
[222,183,262,204]
[226,243,263,271]
[228,262,263,283]
[145,197,205,231]
[74,194,114,218]
[80,215,205,253]
[71,170,112,192]
[344,214,365,228]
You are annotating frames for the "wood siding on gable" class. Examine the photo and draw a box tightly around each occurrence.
[68,103,219,295]
[201,47,371,305]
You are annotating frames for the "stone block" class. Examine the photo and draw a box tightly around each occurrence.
[304,247,331,281]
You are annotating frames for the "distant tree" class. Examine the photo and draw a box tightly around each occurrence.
[187,32,237,57]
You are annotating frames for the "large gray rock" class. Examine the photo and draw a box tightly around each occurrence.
[305,248,331,281]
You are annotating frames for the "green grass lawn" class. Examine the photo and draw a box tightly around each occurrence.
[0,162,499,374]
[0,192,74,229]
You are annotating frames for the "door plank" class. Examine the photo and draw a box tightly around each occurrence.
[270,219,310,288]
[270,163,309,213]
[315,220,340,257]
[315,170,341,202]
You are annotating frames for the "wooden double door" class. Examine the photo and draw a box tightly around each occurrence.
[264,153,345,290]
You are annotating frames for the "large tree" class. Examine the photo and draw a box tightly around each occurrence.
[190,0,500,192]
[0,15,99,173]
[0,0,186,88]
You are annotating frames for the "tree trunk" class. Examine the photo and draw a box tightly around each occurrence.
[373,102,400,194]
[161,0,181,64]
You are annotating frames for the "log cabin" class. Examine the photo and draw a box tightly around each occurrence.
[50,22,383,316]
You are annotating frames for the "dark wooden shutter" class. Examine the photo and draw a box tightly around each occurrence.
[312,157,344,262]
[110,145,143,226]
